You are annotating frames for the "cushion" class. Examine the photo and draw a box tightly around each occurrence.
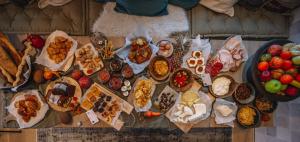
[199,0,238,17]
[114,0,168,16]
[0,0,86,35]
[264,0,300,13]
[169,0,199,10]
[191,5,289,38]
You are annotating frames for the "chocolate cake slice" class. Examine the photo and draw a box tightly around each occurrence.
[52,82,76,97]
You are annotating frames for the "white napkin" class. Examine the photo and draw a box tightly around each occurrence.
[116,29,159,74]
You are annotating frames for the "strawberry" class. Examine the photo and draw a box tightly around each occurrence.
[257,61,269,71]
[282,60,293,70]
[280,74,294,84]
[280,51,292,60]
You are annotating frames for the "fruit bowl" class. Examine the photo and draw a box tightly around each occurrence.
[249,39,300,102]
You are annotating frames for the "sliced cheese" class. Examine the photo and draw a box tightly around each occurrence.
[187,103,206,122]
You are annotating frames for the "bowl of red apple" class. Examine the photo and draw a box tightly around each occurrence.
[250,39,300,102]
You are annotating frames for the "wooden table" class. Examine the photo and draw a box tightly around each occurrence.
[1,36,273,142]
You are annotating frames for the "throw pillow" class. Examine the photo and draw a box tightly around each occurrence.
[114,0,168,16]
[238,0,265,11]
[169,0,200,10]
[264,0,300,13]
[199,0,238,17]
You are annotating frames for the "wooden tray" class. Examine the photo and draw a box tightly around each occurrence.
[165,81,203,133]
[45,77,82,112]
[81,83,133,130]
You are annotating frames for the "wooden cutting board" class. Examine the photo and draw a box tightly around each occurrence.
[56,83,133,131]
[165,81,206,133]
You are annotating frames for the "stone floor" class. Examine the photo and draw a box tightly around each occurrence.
[255,97,300,142]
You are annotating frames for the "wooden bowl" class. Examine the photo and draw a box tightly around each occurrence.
[149,56,170,81]
[209,75,237,98]
[169,68,194,92]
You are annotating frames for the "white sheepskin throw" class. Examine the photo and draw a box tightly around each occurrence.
[92,3,189,38]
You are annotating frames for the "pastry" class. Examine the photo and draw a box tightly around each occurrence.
[128,37,152,64]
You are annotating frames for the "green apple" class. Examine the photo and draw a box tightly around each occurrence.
[265,80,282,93]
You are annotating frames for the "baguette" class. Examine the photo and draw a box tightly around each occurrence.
[0,66,14,84]
[0,32,22,65]
[0,44,18,76]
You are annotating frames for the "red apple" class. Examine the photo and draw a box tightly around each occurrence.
[257,61,269,71]
[268,44,282,56]
[260,70,272,82]
[280,74,294,84]
[285,86,298,96]
[269,57,283,69]
[71,70,83,80]
[280,51,292,60]
[78,76,92,89]
[25,34,45,49]
[296,74,300,82]
[271,69,284,79]
[282,60,293,70]
[286,68,298,77]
